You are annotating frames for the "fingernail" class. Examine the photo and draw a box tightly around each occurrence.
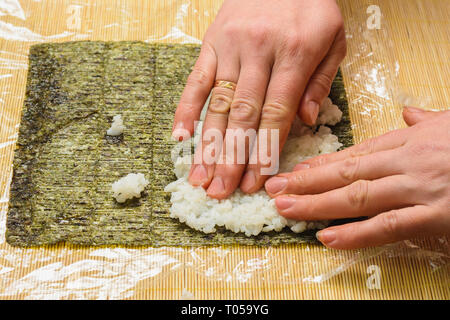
[207,176,225,196]
[306,101,320,125]
[316,229,336,245]
[189,165,208,186]
[275,196,295,210]
[240,170,256,191]
[293,163,310,171]
[172,121,184,133]
[265,177,288,194]
[404,106,424,113]
[172,122,188,141]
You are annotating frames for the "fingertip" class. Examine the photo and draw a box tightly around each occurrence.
[316,223,375,250]
[401,108,413,127]
[171,122,192,141]
[307,101,320,125]
[316,228,337,248]
[240,169,256,193]
[299,100,320,126]
[264,176,288,196]
[171,119,181,134]
[188,164,209,187]
[241,169,270,194]
[402,106,435,126]
[403,106,425,113]
[275,195,295,211]
[206,176,229,199]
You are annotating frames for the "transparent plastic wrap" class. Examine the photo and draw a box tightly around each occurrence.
[0,0,448,299]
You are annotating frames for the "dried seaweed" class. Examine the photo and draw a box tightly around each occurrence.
[7,41,353,247]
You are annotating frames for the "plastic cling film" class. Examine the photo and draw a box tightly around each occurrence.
[0,0,449,299]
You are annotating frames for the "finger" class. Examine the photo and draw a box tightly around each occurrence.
[298,29,347,125]
[188,56,240,186]
[240,63,309,194]
[207,61,271,199]
[402,106,447,126]
[172,43,217,139]
[189,86,235,187]
[297,128,408,169]
[265,148,401,197]
[316,205,439,249]
[292,163,311,171]
[275,175,417,221]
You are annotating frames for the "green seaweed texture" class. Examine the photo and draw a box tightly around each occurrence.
[7,41,353,247]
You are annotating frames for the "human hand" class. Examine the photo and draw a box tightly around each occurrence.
[265,107,450,249]
[172,0,346,199]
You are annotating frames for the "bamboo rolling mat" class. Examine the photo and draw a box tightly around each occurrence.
[0,0,448,299]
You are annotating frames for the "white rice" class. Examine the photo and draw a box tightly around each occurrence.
[316,97,343,126]
[112,173,149,203]
[164,98,343,236]
[107,114,125,136]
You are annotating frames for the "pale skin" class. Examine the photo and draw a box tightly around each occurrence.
[172,0,450,249]
[266,107,450,249]
[172,0,346,198]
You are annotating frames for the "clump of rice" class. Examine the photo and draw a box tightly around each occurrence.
[107,115,125,136]
[316,97,343,126]
[164,98,343,236]
[112,173,149,203]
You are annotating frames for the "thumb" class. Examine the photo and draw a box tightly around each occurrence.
[298,29,346,125]
[402,106,443,126]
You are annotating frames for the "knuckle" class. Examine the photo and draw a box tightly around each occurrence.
[246,24,270,46]
[282,32,305,58]
[308,155,329,167]
[187,68,210,88]
[261,102,291,124]
[177,101,197,115]
[222,23,239,38]
[408,142,437,157]
[208,91,233,114]
[235,87,259,102]
[400,176,420,196]
[292,173,307,193]
[381,211,399,235]
[350,138,376,157]
[338,157,361,182]
[329,17,345,36]
[310,72,334,95]
[335,18,345,32]
[229,99,260,123]
[347,180,369,209]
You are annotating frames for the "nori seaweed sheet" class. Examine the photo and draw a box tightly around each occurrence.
[6,41,353,247]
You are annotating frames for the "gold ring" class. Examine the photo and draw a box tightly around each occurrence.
[214,80,237,91]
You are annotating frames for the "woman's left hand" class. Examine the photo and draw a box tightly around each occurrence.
[265,107,450,249]
[172,0,346,199]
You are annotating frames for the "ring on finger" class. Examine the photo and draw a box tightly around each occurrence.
[208,80,237,114]
[214,80,237,91]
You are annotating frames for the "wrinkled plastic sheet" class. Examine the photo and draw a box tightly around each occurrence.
[0,0,448,299]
